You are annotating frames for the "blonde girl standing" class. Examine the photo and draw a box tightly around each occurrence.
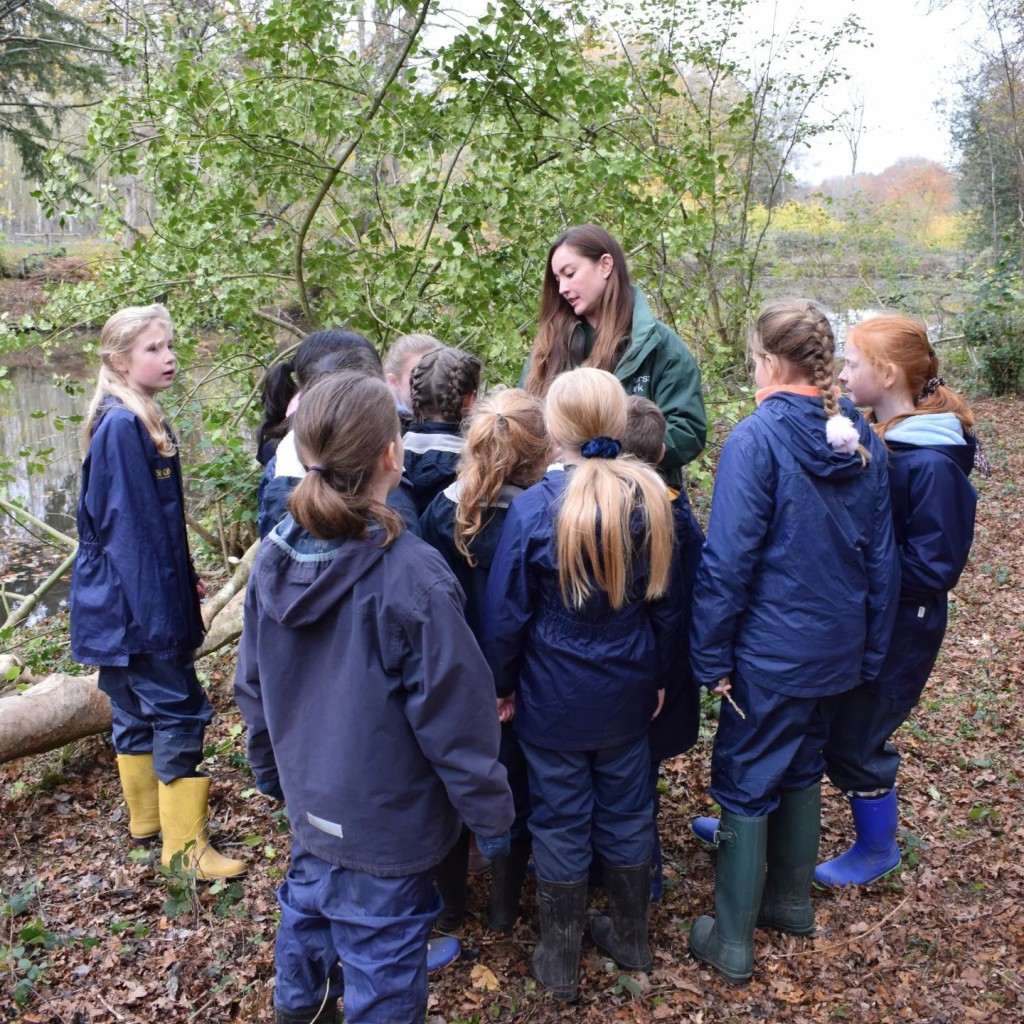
[420,389,550,934]
[71,304,244,880]
[483,367,676,1000]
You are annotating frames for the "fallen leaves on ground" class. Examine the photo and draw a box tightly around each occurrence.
[1,398,1022,1023]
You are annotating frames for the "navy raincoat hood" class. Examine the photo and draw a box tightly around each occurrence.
[234,517,513,876]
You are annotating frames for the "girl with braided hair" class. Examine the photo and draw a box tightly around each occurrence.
[403,346,482,513]
[687,299,899,985]
[815,316,980,888]
[419,389,551,936]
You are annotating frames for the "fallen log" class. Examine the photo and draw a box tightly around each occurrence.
[0,672,109,763]
[0,540,260,765]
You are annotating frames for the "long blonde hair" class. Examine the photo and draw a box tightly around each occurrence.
[547,368,673,610]
[83,304,176,456]
[454,389,550,565]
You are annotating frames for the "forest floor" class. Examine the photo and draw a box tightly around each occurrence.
[1,397,1022,1024]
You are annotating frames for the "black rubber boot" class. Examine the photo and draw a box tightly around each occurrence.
[590,860,653,971]
[531,877,588,1001]
[689,811,767,985]
[435,828,470,930]
[758,783,820,936]
[274,998,339,1023]
[488,836,531,933]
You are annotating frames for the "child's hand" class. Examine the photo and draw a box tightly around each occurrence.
[712,677,732,696]
[196,579,208,599]
[652,688,665,720]
[497,695,516,723]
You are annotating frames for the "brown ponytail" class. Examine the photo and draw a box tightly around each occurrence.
[288,372,404,545]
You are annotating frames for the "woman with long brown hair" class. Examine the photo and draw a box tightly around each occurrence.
[524,224,706,486]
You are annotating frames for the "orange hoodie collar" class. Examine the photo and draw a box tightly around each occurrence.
[755,385,823,406]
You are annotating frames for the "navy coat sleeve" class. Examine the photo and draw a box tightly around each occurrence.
[481,502,533,698]
[398,574,514,840]
[898,455,976,595]
[690,430,774,685]
[233,574,280,791]
[861,444,900,683]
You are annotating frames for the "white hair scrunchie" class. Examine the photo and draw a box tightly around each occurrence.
[826,413,861,455]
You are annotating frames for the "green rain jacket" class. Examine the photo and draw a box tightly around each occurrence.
[563,287,706,487]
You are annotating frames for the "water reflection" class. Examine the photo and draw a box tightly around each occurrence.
[0,367,85,622]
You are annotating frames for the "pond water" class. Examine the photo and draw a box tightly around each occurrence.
[0,367,87,623]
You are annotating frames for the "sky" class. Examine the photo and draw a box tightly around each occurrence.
[767,0,991,182]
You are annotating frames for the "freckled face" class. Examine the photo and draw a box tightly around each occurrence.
[550,244,613,324]
[118,320,176,397]
[838,338,884,409]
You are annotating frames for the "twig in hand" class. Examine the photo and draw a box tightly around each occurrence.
[723,690,747,719]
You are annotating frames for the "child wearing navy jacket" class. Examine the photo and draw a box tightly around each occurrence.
[71,304,245,880]
[688,300,899,985]
[257,341,419,539]
[402,346,481,513]
[235,371,513,1024]
[620,397,704,901]
[817,316,979,887]
[256,328,378,466]
[483,368,676,1000]
[420,388,551,934]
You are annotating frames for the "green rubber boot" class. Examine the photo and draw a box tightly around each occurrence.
[758,783,821,936]
[689,811,767,985]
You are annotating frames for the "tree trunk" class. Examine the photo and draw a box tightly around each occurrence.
[0,672,110,763]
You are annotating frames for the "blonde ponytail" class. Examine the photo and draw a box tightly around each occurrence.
[546,368,673,610]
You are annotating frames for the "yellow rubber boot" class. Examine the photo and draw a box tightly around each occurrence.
[116,753,160,842]
[158,777,247,880]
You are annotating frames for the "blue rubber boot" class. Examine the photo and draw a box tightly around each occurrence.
[426,936,461,972]
[691,816,720,848]
[815,789,901,888]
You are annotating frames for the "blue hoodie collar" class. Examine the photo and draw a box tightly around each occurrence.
[883,413,966,447]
